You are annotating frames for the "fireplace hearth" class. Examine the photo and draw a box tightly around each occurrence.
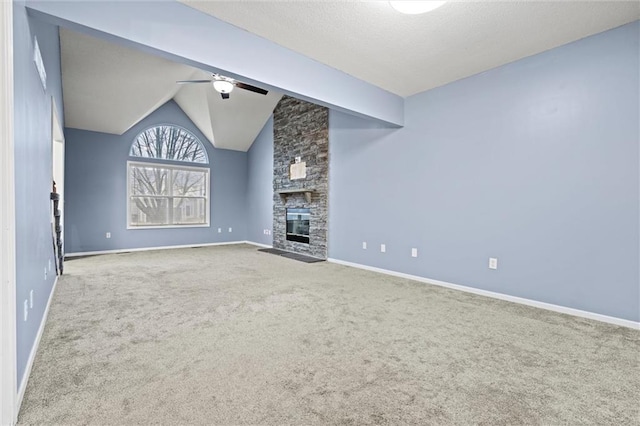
[286,208,310,244]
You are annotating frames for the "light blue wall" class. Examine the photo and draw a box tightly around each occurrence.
[246,116,274,245]
[13,2,64,388]
[329,22,640,322]
[64,101,248,253]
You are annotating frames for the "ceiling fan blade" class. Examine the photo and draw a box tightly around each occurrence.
[235,82,268,95]
[176,80,212,84]
[221,92,230,100]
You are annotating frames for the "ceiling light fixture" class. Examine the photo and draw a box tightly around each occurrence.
[389,1,447,15]
[212,79,234,94]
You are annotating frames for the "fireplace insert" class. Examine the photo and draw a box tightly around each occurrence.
[286,208,310,244]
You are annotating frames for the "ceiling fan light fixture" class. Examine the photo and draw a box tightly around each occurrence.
[212,80,234,94]
[389,1,447,15]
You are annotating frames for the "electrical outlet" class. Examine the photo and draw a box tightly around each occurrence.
[106,232,111,239]
[411,248,418,258]
[489,257,498,270]
[228,227,232,233]
[30,290,33,308]
[44,267,47,280]
[362,242,367,250]
[380,244,386,253]
[24,300,28,322]
[218,228,222,233]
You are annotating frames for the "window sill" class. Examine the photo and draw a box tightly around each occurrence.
[127,224,210,230]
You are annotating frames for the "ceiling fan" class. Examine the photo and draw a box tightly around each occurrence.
[177,74,268,100]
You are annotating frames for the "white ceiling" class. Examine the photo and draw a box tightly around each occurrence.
[60,28,194,135]
[174,70,283,151]
[181,0,640,97]
[60,28,281,151]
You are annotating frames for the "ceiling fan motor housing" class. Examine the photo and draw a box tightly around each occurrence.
[213,79,234,94]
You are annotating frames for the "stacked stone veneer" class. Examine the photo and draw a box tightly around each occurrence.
[273,96,329,259]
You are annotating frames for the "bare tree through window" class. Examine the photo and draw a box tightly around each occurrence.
[130,125,208,164]
[128,126,209,227]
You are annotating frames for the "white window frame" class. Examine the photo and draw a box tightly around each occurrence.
[126,160,210,229]
[129,123,209,164]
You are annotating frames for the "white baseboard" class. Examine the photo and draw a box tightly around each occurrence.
[65,241,248,258]
[327,258,640,330]
[16,275,59,415]
[244,241,273,249]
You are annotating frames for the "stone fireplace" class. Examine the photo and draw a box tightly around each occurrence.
[273,96,328,259]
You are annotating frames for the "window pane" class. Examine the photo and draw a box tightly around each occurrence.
[130,165,168,196]
[130,125,208,164]
[172,198,206,224]
[130,197,169,226]
[172,169,206,197]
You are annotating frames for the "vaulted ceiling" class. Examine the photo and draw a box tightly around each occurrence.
[60,28,282,152]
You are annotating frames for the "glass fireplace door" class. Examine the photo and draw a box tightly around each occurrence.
[286,208,310,244]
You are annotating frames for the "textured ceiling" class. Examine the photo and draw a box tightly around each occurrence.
[181,0,640,97]
[60,28,281,151]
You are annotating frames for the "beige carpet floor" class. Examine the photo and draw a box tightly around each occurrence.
[18,244,640,425]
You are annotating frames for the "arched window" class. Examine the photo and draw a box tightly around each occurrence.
[130,125,208,163]
[127,125,210,228]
